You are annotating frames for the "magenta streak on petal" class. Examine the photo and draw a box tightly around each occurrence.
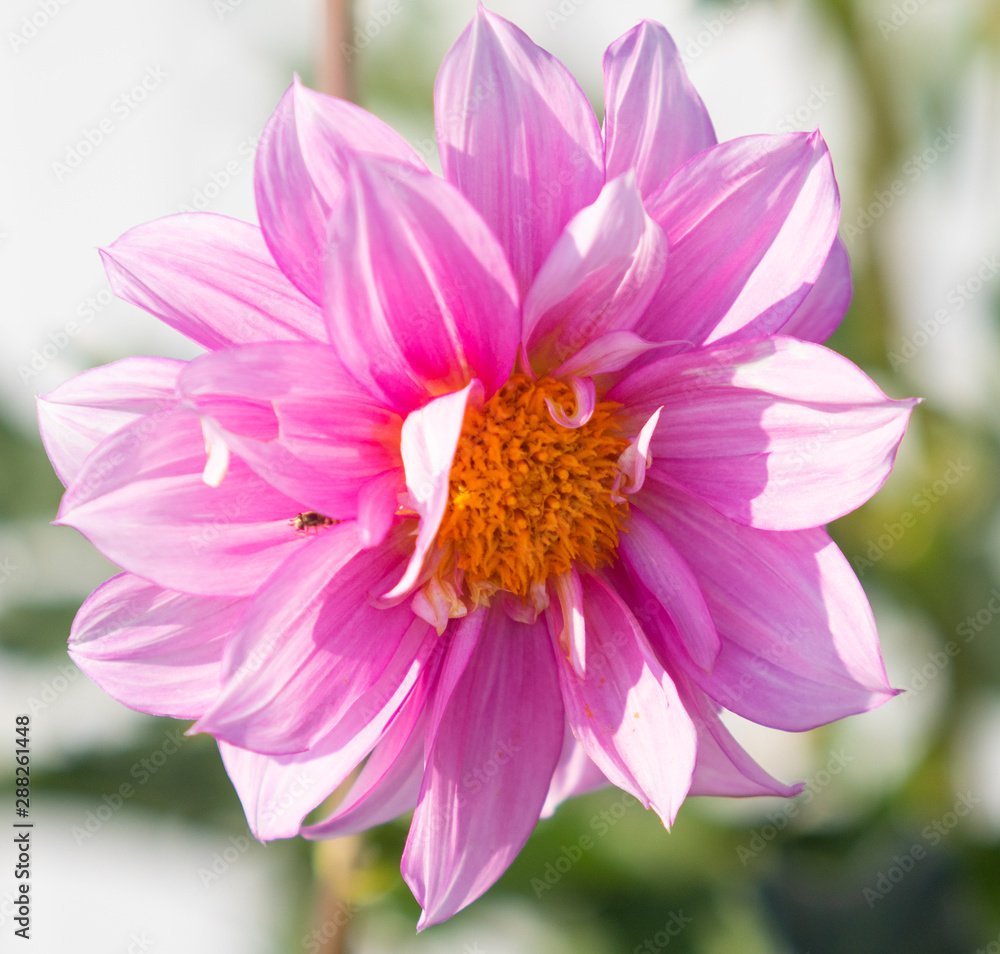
[523,173,667,375]
[553,573,696,827]
[602,20,717,199]
[403,604,564,929]
[195,523,435,755]
[37,356,184,487]
[254,78,427,304]
[385,382,482,600]
[324,156,520,414]
[68,572,245,721]
[100,213,327,350]
[435,6,604,296]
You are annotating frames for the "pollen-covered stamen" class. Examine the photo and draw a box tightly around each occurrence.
[436,375,630,599]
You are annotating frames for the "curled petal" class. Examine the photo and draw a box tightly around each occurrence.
[411,574,468,636]
[545,376,595,429]
[200,417,231,488]
[552,330,673,379]
[614,407,662,500]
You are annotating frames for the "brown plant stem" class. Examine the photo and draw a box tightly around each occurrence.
[320,0,356,101]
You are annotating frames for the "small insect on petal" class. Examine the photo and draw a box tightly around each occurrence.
[290,511,339,534]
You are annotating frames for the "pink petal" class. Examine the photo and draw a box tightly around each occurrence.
[637,476,897,730]
[303,689,427,839]
[602,20,716,199]
[523,174,668,374]
[612,336,918,530]
[675,671,801,798]
[68,573,245,720]
[551,569,586,677]
[386,383,481,600]
[196,523,436,754]
[179,341,402,518]
[640,132,840,347]
[778,236,852,343]
[255,78,426,303]
[38,357,183,486]
[618,508,719,672]
[544,376,595,429]
[403,605,564,929]
[614,407,661,499]
[56,407,308,597]
[100,213,326,350]
[218,657,433,841]
[324,157,520,412]
[434,6,604,295]
[551,330,669,379]
[357,470,405,549]
[422,608,487,742]
[554,573,696,826]
[541,724,610,818]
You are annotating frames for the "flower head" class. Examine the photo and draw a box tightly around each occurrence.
[41,9,916,927]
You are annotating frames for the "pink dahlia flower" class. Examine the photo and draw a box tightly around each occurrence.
[42,9,915,926]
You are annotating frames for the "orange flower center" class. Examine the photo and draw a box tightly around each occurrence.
[436,375,629,600]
